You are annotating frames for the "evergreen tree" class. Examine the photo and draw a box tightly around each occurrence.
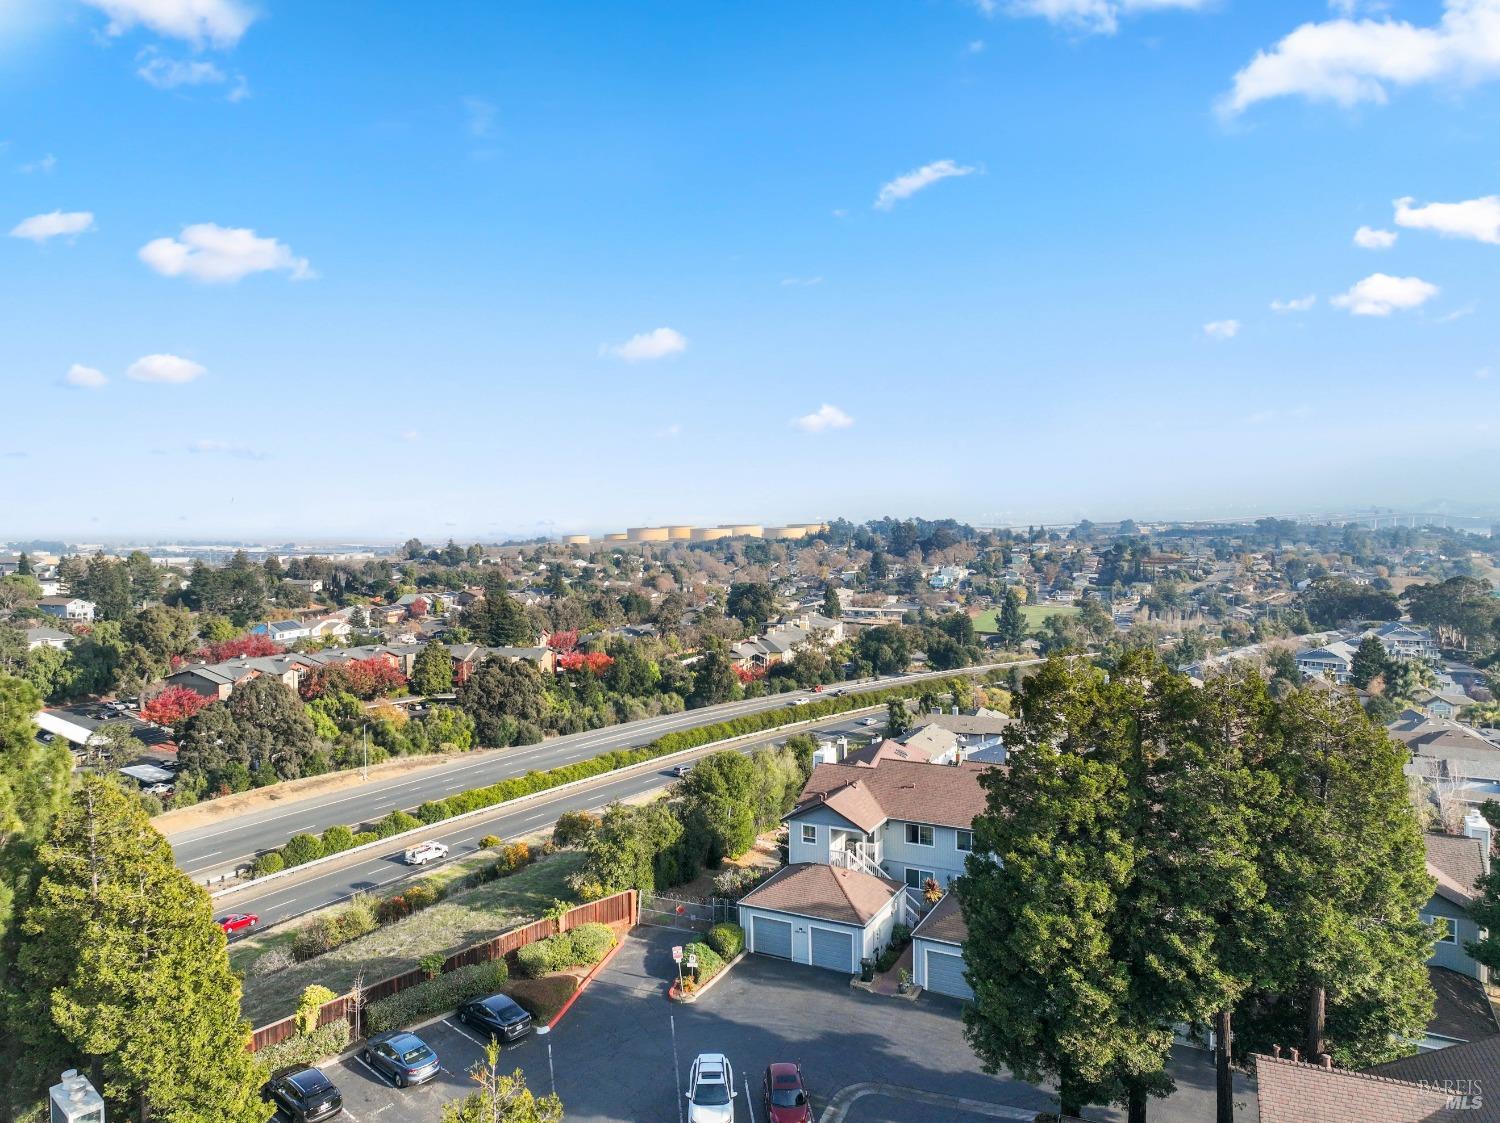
[821,582,841,619]
[1465,801,1500,973]
[12,776,264,1122]
[1349,635,1390,690]
[885,699,911,737]
[997,588,1027,649]
[412,641,455,696]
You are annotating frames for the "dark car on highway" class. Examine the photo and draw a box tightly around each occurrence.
[458,993,534,1041]
[763,1062,812,1123]
[363,1031,440,1087]
[265,1065,343,1122]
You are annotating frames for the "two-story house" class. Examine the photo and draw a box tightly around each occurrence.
[1420,815,1500,1050]
[1296,640,1357,684]
[1366,621,1440,662]
[737,759,988,977]
[37,596,96,622]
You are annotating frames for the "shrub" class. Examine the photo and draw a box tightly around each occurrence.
[375,809,422,838]
[364,960,507,1034]
[564,923,616,967]
[250,947,295,978]
[292,919,337,962]
[282,833,324,868]
[295,984,338,1036]
[479,834,501,849]
[377,894,411,924]
[552,810,600,848]
[252,851,285,878]
[706,923,744,960]
[419,953,446,980]
[515,940,557,979]
[504,976,577,1024]
[320,824,356,854]
[254,1019,351,1073]
[291,895,380,961]
[495,842,532,874]
[682,941,725,983]
[417,800,451,825]
[353,831,379,847]
[712,868,760,898]
[403,883,440,912]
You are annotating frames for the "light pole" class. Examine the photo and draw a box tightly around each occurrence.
[362,729,368,782]
[536,1024,556,1099]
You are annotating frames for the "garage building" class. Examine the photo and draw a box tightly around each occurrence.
[737,863,904,975]
[910,891,972,1001]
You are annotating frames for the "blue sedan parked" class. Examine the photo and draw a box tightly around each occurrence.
[363,1031,440,1088]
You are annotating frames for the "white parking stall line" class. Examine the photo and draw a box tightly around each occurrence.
[352,1054,394,1087]
[443,1018,490,1048]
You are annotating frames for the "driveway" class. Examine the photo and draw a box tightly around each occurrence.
[319,926,1252,1122]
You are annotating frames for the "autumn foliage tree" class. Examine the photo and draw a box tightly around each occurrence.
[140,686,211,726]
[192,634,282,663]
[557,651,613,675]
[299,658,407,701]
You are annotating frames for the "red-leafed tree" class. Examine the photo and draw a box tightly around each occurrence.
[299,657,408,700]
[558,650,614,675]
[734,664,767,685]
[547,630,580,652]
[140,685,212,726]
[194,634,283,662]
[408,597,429,618]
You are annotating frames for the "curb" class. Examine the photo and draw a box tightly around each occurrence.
[668,949,746,1003]
[209,700,892,900]
[545,933,630,1029]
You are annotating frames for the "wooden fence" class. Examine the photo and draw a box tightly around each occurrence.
[249,889,638,1052]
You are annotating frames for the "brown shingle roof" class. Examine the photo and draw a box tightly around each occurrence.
[1368,1035,1500,1121]
[1426,966,1500,1043]
[1426,833,1485,908]
[912,890,967,946]
[793,758,990,831]
[1255,1054,1453,1123]
[738,863,901,926]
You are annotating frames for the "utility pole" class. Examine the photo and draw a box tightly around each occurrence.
[362,728,368,782]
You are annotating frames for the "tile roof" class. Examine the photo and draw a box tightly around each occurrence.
[738,863,901,926]
[1426,833,1486,907]
[1367,1035,1500,1121]
[1255,1053,1453,1123]
[911,890,967,946]
[792,758,991,831]
[1426,966,1500,1044]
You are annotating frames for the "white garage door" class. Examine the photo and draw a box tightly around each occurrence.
[924,948,972,1000]
[753,916,793,959]
[810,927,853,973]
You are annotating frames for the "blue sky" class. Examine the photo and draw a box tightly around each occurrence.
[3,0,1498,541]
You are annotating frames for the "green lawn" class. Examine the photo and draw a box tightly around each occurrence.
[973,604,1080,635]
[237,849,585,1027]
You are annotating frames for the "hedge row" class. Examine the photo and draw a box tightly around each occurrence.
[504,976,578,1024]
[514,922,616,978]
[253,1019,352,1074]
[364,960,508,1034]
[706,923,744,960]
[251,677,969,875]
[681,941,726,987]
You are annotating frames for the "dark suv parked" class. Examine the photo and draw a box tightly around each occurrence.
[265,1065,343,1122]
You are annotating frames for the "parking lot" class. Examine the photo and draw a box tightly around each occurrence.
[311,925,1244,1122]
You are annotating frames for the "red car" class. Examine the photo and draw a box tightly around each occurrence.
[763,1063,812,1123]
[217,913,259,937]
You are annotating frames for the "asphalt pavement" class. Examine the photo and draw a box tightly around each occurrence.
[172,666,1006,877]
[212,714,880,929]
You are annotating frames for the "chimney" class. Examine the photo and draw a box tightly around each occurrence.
[1465,810,1493,874]
[1271,1045,1282,1059]
[1318,1054,1333,1070]
[1289,1048,1300,1063]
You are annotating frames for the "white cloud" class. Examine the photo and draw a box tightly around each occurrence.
[792,403,855,433]
[1330,272,1439,315]
[1353,225,1398,249]
[63,364,107,389]
[10,210,95,242]
[127,353,206,383]
[780,276,824,287]
[1437,301,1477,322]
[19,154,56,174]
[966,39,987,53]
[1223,0,1500,115]
[463,96,498,138]
[1203,319,1242,340]
[1394,194,1500,245]
[657,423,683,438]
[81,0,256,48]
[1478,367,1493,380]
[998,0,1212,36]
[874,159,975,210]
[136,48,226,88]
[139,223,313,283]
[600,327,688,362]
[1271,294,1317,312]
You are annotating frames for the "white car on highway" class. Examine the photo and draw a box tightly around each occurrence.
[403,841,448,866]
[861,717,880,727]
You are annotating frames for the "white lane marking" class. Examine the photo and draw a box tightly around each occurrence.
[443,1018,490,1047]
[352,1054,395,1087]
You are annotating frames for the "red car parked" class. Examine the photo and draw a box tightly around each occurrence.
[762,1063,812,1123]
[217,913,259,937]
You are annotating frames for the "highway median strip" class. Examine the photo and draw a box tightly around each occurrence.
[212,675,975,901]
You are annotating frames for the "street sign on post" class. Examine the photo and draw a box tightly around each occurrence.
[672,945,683,962]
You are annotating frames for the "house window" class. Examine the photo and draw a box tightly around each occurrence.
[905,823,934,847]
[1422,913,1457,944]
[956,830,973,852]
[905,868,936,889]
[801,824,817,845]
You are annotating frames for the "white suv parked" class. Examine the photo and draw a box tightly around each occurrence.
[687,1053,736,1123]
[403,841,448,866]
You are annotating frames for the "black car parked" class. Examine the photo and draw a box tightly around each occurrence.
[265,1065,343,1122]
[363,1031,441,1087]
[458,993,534,1041]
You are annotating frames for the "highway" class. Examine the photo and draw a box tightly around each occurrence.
[207,713,881,930]
[170,665,1005,878]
